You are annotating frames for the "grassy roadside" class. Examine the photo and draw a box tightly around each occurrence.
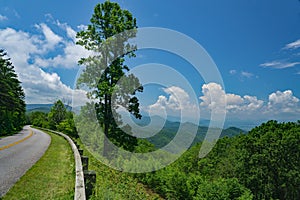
[76,139,163,200]
[3,131,75,200]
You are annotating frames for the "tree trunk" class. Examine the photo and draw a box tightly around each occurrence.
[103,93,111,158]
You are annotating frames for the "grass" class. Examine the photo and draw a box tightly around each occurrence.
[76,139,163,200]
[3,131,75,200]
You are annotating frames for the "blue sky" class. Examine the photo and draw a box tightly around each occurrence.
[1,0,300,125]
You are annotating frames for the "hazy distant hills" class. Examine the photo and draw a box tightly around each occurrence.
[26,104,53,113]
[127,115,247,149]
[26,104,247,148]
[26,104,72,113]
[26,104,258,131]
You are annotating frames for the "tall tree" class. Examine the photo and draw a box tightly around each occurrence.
[76,1,143,157]
[48,100,67,129]
[0,49,26,135]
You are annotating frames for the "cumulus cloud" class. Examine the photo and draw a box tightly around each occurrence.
[199,82,300,120]
[148,86,199,120]
[147,83,299,121]
[267,90,300,113]
[22,68,87,105]
[0,28,41,77]
[199,83,226,113]
[55,20,77,40]
[34,40,90,69]
[33,22,90,69]
[0,20,90,105]
[35,23,63,51]
[199,83,263,114]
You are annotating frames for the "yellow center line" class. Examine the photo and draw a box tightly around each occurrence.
[0,130,34,151]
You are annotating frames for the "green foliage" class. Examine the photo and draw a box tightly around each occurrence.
[0,49,26,136]
[76,1,143,157]
[194,178,253,200]
[48,100,67,129]
[75,138,162,200]
[27,112,48,127]
[237,120,300,199]
[135,120,299,200]
[28,100,78,138]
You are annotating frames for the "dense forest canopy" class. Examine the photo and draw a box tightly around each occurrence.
[135,120,300,200]
[0,49,26,136]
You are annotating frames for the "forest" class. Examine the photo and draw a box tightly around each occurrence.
[0,49,26,136]
[135,120,300,199]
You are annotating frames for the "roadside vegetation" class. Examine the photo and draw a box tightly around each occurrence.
[0,49,26,136]
[3,130,75,200]
[76,138,162,200]
[26,100,78,139]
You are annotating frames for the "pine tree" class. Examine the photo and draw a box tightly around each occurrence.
[0,49,26,135]
[76,1,143,157]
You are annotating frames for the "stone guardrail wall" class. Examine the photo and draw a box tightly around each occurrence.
[36,127,86,200]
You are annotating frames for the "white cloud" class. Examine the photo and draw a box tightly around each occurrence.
[284,39,300,50]
[0,14,8,21]
[261,39,300,72]
[0,28,41,74]
[55,20,77,40]
[147,83,299,122]
[260,61,300,69]
[241,71,254,78]
[33,22,90,69]
[0,21,91,104]
[230,69,256,80]
[22,67,88,105]
[148,86,199,120]
[243,95,264,111]
[198,83,300,121]
[267,90,300,113]
[199,83,226,113]
[199,83,263,114]
[35,23,63,51]
[34,40,90,69]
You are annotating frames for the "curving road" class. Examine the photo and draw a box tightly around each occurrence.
[0,125,51,197]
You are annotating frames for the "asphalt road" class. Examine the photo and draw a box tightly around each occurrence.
[0,125,51,197]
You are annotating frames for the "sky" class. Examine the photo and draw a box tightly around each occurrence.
[1,0,300,127]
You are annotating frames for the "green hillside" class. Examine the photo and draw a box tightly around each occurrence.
[146,120,246,149]
[135,120,300,200]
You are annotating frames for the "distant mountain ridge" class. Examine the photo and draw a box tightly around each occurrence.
[125,115,247,149]
[26,104,72,113]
